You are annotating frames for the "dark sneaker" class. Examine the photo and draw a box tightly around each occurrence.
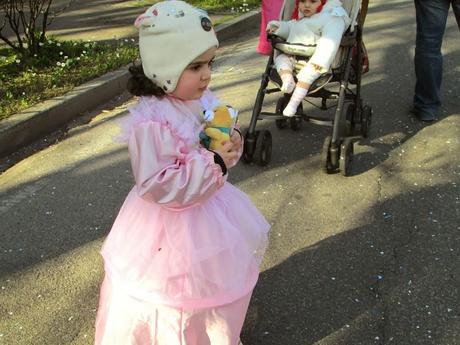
[410,106,437,122]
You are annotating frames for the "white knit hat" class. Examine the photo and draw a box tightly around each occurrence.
[135,0,219,93]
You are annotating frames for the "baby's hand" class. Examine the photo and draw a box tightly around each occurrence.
[266,20,280,33]
[214,141,238,168]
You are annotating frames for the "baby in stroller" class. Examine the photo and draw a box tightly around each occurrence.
[266,0,351,116]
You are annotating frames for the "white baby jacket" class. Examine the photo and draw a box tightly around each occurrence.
[270,0,352,70]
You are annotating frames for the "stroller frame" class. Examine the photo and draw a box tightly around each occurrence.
[242,7,372,176]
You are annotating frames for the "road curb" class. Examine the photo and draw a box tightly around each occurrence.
[0,10,261,158]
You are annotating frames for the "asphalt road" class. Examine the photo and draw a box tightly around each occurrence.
[1,0,459,344]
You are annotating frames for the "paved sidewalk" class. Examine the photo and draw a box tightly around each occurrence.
[0,0,459,344]
[0,1,260,158]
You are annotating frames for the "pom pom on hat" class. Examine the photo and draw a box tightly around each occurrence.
[135,0,219,93]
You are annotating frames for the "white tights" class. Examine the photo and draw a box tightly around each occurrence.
[274,54,322,116]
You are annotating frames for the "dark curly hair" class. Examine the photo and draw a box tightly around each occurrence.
[127,63,166,97]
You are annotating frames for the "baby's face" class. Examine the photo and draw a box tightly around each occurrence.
[299,0,322,17]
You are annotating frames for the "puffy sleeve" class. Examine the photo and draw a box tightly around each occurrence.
[274,20,294,40]
[308,14,347,70]
[128,121,226,208]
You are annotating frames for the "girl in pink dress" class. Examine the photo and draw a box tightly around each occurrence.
[94,1,270,344]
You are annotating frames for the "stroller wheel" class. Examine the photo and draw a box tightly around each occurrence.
[360,105,372,138]
[275,118,288,129]
[276,97,286,114]
[289,117,301,131]
[345,102,356,136]
[275,97,288,129]
[321,136,335,174]
[339,138,354,176]
[254,130,272,166]
[275,98,288,129]
[289,103,303,131]
[242,129,258,164]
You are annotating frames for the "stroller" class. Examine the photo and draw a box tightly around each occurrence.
[242,0,372,176]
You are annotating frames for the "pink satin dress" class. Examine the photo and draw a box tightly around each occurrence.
[94,91,270,345]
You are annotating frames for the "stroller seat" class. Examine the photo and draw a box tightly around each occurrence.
[242,0,372,176]
[274,41,317,57]
[268,35,336,96]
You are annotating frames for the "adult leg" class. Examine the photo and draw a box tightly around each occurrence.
[257,0,271,55]
[413,0,449,121]
[452,0,460,30]
[257,0,283,55]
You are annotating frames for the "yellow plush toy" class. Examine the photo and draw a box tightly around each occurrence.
[200,102,238,150]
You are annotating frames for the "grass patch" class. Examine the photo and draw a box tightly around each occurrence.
[0,0,258,121]
[123,0,259,12]
[0,39,138,121]
[185,0,258,12]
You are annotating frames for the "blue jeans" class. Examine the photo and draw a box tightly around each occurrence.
[413,0,460,116]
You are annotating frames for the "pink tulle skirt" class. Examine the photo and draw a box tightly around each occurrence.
[96,182,269,344]
[95,276,252,345]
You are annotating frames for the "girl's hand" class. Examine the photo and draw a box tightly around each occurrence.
[230,130,243,153]
[214,141,238,168]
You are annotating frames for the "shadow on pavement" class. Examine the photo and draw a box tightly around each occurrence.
[242,182,460,345]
